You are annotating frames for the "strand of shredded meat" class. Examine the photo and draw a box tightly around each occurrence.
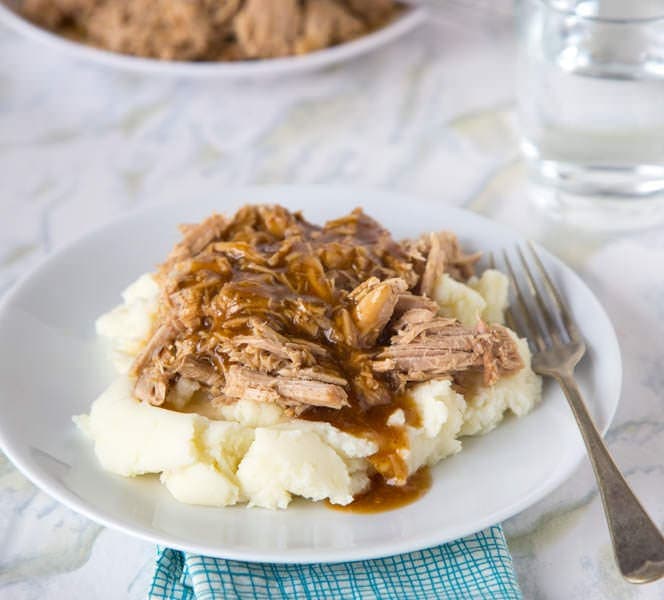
[128,204,522,419]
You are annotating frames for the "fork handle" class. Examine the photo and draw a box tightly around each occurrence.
[557,374,664,583]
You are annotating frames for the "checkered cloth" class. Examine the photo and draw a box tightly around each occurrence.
[148,525,521,600]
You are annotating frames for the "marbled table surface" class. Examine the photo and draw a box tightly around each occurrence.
[1,10,663,600]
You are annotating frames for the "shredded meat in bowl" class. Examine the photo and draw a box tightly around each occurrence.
[12,0,406,61]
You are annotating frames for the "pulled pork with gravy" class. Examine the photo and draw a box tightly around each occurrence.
[131,205,524,427]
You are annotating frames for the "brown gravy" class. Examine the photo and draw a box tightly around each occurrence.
[328,467,432,513]
[303,393,421,485]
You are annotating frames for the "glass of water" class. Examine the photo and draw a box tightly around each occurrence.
[516,0,664,228]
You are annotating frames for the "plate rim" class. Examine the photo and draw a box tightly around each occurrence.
[0,4,426,77]
[0,184,622,563]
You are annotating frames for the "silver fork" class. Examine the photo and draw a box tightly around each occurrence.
[497,243,664,584]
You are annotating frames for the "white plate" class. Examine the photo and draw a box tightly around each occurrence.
[0,186,621,563]
[0,4,425,77]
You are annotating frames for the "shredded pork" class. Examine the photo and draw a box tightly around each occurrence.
[15,0,404,61]
[127,204,522,417]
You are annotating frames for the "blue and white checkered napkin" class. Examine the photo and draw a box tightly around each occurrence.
[148,525,521,600]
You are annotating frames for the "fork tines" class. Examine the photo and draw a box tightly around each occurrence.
[495,243,582,352]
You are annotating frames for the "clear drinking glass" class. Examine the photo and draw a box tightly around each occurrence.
[516,0,664,228]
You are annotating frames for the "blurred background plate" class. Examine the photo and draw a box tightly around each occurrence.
[0,3,426,77]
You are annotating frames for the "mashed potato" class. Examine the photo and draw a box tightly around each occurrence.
[434,269,509,327]
[79,269,541,509]
[95,274,160,373]
[461,336,542,437]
